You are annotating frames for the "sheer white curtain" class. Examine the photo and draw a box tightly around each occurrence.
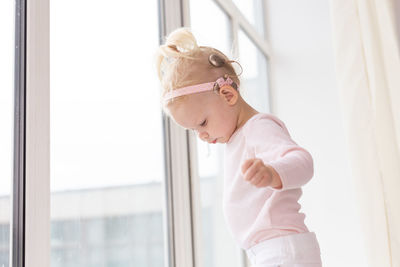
[329,0,400,266]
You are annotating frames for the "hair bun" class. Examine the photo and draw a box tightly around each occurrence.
[165,28,198,54]
[208,54,225,67]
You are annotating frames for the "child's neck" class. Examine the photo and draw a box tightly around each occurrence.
[236,99,259,130]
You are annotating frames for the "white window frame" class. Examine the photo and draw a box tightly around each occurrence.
[12,0,51,266]
[25,0,51,262]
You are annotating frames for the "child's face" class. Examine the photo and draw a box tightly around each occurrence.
[168,90,239,144]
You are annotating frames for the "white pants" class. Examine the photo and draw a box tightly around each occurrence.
[245,232,322,267]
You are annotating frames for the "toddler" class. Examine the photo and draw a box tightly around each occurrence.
[155,28,322,267]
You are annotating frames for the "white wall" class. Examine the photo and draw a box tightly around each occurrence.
[264,1,368,266]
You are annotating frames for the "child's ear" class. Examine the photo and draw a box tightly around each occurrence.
[219,86,239,105]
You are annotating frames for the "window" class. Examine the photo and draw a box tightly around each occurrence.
[9,1,271,266]
[232,0,265,36]
[50,1,167,266]
[238,29,270,112]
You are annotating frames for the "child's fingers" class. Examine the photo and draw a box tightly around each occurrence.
[243,160,260,181]
[255,178,269,188]
[241,159,255,175]
[256,169,273,187]
[249,170,265,186]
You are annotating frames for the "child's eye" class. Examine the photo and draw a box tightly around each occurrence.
[200,120,207,127]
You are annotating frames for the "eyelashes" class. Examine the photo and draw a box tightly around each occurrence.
[188,119,207,132]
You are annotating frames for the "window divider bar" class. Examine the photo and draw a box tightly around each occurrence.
[160,0,196,266]
[12,0,27,266]
[214,0,271,57]
[24,0,50,266]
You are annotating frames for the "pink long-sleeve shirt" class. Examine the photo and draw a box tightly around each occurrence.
[223,113,314,250]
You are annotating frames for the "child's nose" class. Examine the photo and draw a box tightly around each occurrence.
[198,131,209,141]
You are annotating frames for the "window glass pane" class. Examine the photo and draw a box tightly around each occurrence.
[238,29,270,113]
[50,1,166,267]
[0,0,14,266]
[190,1,244,267]
[232,0,265,36]
[190,0,232,56]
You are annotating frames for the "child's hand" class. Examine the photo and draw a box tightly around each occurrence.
[241,158,282,189]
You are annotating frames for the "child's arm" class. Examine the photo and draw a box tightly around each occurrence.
[266,146,314,191]
[244,118,314,191]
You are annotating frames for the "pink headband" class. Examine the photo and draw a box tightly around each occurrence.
[164,76,236,101]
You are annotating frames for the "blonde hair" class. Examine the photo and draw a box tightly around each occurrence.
[155,27,241,111]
